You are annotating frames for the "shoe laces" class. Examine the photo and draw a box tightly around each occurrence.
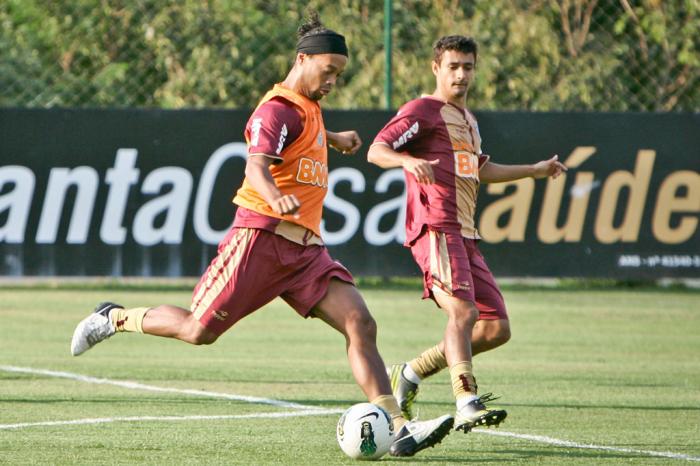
[471,392,500,410]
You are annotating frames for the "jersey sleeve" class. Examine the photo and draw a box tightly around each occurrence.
[371,99,433,151]
[245,97,304,162]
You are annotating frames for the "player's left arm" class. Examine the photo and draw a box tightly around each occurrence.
[326,130,362,155]
[479,154,567,183]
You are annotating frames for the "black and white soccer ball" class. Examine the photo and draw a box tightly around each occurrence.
[336,402,394,460]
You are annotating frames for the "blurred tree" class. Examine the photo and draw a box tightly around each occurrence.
[0,0,697,110]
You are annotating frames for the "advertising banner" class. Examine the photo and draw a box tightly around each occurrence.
[1,109,698,278]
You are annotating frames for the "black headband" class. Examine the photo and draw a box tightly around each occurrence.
[296,31,348,57]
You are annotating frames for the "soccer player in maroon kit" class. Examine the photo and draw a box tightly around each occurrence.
[368,35,566,432]
[70,15,455,458]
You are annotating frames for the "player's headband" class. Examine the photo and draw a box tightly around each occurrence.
[296,31,348,57]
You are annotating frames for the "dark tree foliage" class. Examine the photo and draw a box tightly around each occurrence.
[1,0,697,110]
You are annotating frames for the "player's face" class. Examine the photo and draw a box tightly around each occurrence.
[432,50,476,102]
[299,53,347,101]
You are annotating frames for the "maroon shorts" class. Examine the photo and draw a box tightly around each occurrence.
[410,229,508,321]
[191,227,354,335]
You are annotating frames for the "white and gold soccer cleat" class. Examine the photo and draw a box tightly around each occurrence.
[454,393,507,432]
[389,414,454,457]
[70,302,122,356]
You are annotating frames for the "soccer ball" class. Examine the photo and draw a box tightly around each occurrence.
[336,403,394,460]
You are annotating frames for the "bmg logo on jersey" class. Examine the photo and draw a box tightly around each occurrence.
[454,151,479,180]
[296,157,328,188]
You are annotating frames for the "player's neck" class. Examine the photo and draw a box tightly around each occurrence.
[281,68,313,101]
[432,89,468,109]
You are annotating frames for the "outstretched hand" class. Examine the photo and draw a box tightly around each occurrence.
[533,154,567,179]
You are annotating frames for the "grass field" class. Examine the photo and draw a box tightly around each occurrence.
[1,286,699,464]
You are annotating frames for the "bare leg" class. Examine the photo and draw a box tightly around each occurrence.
[470,319,511,355]
[435,318,511,357]
[141,305,219,345]
[432,294,478,367]
[310,279,391,400]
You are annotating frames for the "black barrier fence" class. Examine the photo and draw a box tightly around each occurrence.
[1,109,698,279]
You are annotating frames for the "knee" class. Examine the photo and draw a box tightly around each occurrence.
[450,303,479,327]
[188,322,219,345]
[345,308,377,341]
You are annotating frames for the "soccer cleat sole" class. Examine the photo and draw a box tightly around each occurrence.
[389,416,454,457]
[455,409,507,433]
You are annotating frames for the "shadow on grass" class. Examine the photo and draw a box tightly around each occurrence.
[380,456,504,463]
[500,402,700,412]
[481,448,671,462]
[377,445,686,463]
[381,399,700,412]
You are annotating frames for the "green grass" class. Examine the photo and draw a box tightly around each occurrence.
[1,287,699,464]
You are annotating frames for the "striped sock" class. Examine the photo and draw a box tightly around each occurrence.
[449,361,477,401]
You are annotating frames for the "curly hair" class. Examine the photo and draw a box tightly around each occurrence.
[297,10,331,39]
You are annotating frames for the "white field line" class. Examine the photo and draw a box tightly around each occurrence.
[0,409,343,431]
[3,366,699,462]
[474,429,700,462]
[0,365,321,411]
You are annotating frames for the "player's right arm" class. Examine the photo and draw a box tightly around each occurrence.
[368,100,438,185]
[367,143,439,185]
[243,97,304,216]
[244,155,300,215]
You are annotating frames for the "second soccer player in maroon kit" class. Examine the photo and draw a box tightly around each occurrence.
[368,35,567,433]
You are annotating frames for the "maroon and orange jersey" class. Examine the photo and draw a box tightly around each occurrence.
[372,96,489,245]
[233,84,328,241]
[245,96,304,158]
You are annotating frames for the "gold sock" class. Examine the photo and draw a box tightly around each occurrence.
[408,344,447,379]
[449,361,477,400]
[110,307,150,333]
[371,394,407,431]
